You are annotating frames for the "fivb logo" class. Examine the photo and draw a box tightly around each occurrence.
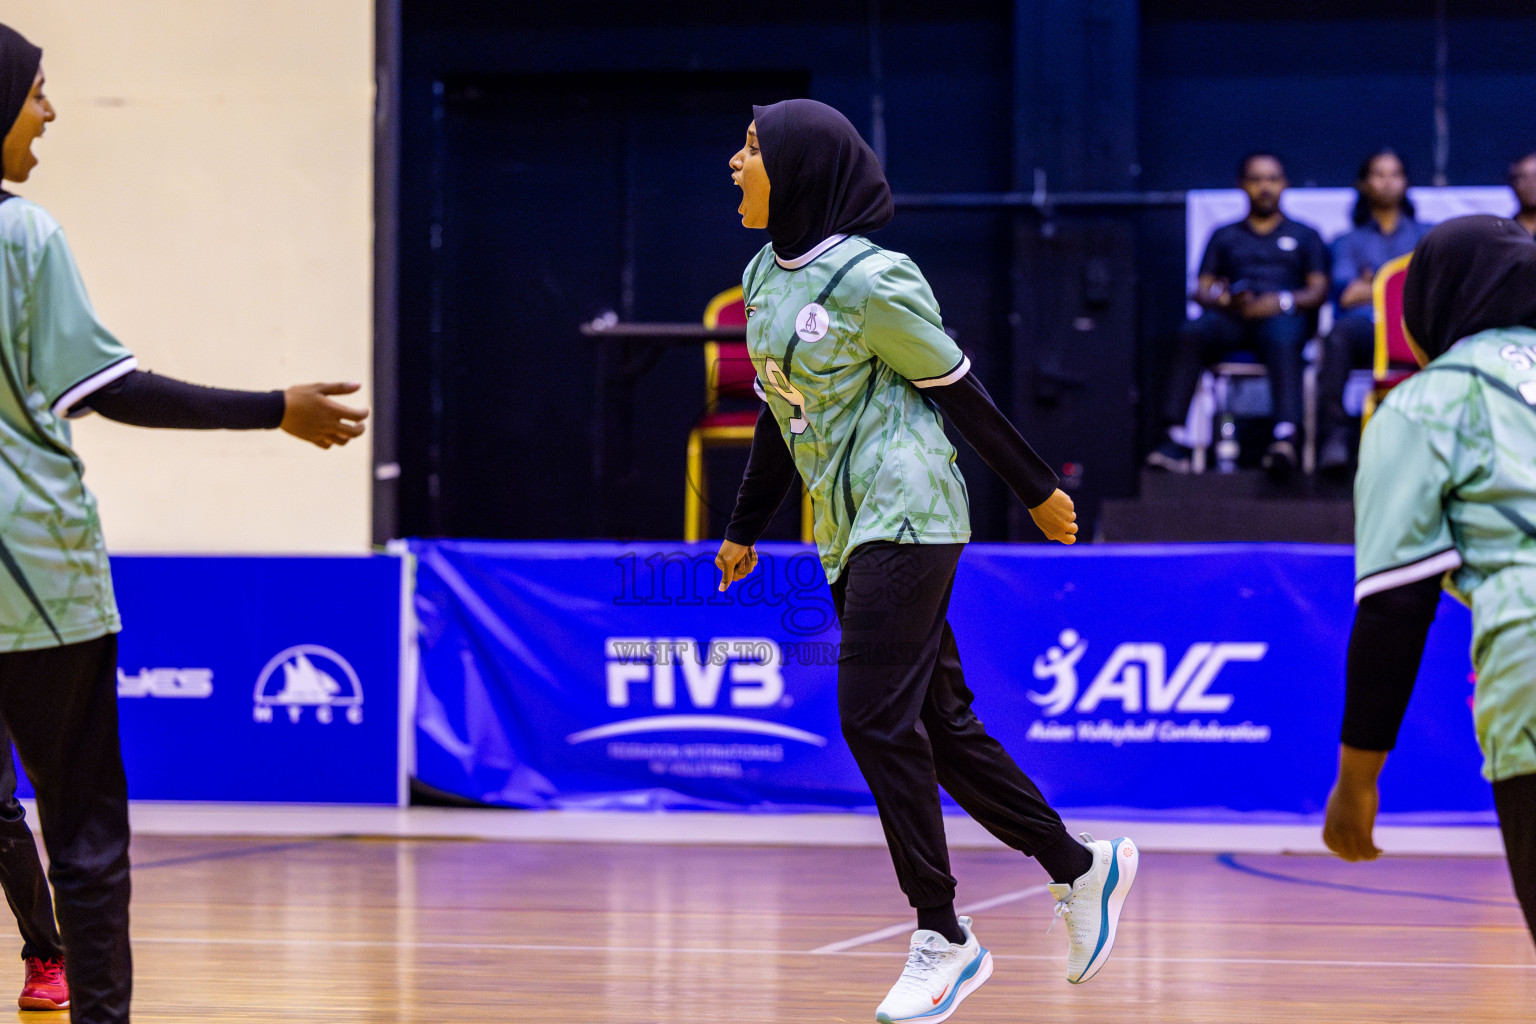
[1028,629,1267,717]
[564,637,827,747]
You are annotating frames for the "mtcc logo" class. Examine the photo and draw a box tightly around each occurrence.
[1029,629,1267,717]
[253,645,364,725]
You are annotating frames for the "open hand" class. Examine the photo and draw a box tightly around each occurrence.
[281,382,370,449]
[715,539,758,592]
[1029,488,1078,545]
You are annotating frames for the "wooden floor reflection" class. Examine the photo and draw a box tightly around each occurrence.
[5,835,1532,1022]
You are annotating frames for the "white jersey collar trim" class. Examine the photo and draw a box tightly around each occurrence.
[775,234,849,270]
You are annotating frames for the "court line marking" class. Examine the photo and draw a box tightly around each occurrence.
[133,840,328,871]
[128,935,1536,970]
[1217,852,1522,908]
[806,884,1050,954]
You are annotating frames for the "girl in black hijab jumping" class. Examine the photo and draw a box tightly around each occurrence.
[714,99,1138,1024]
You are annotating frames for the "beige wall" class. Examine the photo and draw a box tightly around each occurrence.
[0,1,374,552]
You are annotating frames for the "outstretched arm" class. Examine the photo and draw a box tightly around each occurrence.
[24,225,366,448]
[923,371,1075,544]
[80,372,368,448]
[1323,573,1441,861]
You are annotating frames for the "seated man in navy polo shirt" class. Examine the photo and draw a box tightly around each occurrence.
[1316,149,1427,476]
[1148,152,1330,481]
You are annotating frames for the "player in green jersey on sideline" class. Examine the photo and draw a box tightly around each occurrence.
[0,24,367,1023]
[713,99,1138,1023]
[1324,215,1536,946]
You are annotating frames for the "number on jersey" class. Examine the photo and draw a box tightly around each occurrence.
[762,358,809,434]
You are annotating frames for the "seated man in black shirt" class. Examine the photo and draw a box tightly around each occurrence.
[1148,152,1330,481]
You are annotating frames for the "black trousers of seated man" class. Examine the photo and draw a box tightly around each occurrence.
[832,541,1074,910]
[0,722,65,965]
[1316,310,1376,441]
[0,634,131,1023]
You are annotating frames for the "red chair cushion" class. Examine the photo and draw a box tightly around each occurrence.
[695,410,759,431]
[1381,264,1417,366]
[698,293,756,435]
[713,298,747,327]
[712,341,758,400]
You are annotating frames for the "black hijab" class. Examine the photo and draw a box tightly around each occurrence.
[0,24,41,146]
[752,99,893,262]
[1403,214,1536,362]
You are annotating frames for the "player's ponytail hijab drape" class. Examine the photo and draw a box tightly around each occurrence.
[1403,214,1536,365]
[751,99,894,262]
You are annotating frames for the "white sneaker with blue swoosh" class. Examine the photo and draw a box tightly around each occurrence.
[874,915,993,1024]
[1047,833,1139,984]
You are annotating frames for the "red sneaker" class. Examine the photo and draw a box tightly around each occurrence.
[19,956,67,1011]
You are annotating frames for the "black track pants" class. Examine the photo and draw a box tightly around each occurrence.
[832,542,1072,908]
[0,722,63,962]
[0,634,131,1022]
[1494,772,1536,946]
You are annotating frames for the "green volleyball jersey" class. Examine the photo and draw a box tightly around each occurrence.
[0,197,134,652]
[1354,326,1536,780]
[743,234,971,582]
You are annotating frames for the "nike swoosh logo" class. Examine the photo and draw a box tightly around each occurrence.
[932,984,950,1006]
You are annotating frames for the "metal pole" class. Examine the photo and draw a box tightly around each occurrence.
[1433,0,1449,186]
[892,189,1186,210]
[426,79,447,535]
[372,0,402,544]
[868,0,887,165]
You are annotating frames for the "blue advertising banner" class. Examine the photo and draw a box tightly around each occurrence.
[20,556,405,805]
[411,541,1487,820]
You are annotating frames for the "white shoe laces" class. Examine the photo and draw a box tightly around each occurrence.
[1047,894,1071,935]
[893,943,947,992]
[1048,889,1096,950]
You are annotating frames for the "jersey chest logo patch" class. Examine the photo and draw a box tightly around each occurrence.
[1276,235,1298,252]
[794,302,830,343]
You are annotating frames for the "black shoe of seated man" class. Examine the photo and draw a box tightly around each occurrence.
[1145,440,1193,474]
[1262,438,1297,483]
[1317,427,1353,480]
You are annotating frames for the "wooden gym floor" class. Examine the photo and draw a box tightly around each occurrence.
[3,835,1531,1022]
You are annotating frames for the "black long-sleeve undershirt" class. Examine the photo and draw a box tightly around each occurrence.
[1340,574,1443,751]
[724,404,799,546]
[75,370,285,430]
[923,371,1058,510]
[723,368,1058,547]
